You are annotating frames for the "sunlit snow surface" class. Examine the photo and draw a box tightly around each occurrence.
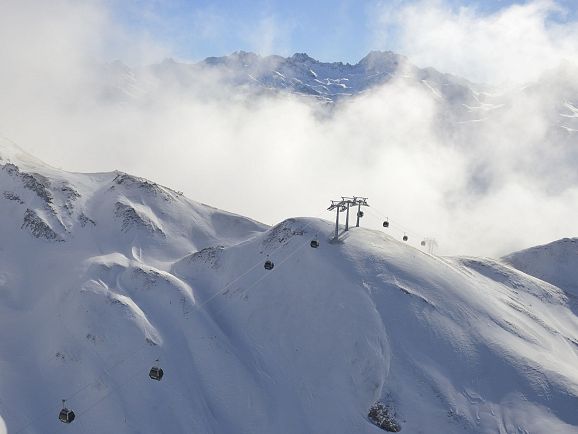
[1,138,578,434]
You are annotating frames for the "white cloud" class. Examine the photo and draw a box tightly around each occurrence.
[373,0,578,84]
[1,0,577,258]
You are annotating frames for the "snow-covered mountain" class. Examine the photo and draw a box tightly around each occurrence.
[1,138,578,433]
[102,50,484,107]
[98,50,578,141]
[504,238,578,312]
[199,50,480,103]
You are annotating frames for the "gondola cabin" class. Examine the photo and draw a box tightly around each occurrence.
[403,234,408,241]
[59,408,75,424]
[383,220,389,228]
[264,260,274,270]
[149,366,164,381]
[421,240,426,246]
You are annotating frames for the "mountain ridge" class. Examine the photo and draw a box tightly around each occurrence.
[104,49,484,106]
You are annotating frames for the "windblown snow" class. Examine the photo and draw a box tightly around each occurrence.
[1,138,578,434]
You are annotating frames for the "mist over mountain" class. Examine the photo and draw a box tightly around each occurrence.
[101,50,578,130]
[3,0,578,259]
[100,50,488,121]
[2,1,578,433]
[2,50,578,258]
[51,49,576,258]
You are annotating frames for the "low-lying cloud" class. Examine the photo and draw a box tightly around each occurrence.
[0,0,577,257]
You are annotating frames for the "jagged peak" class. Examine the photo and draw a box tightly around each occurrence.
[289,52,317,63]
[203,51,263,67]
[358,50,406,67]
[231,50,261,61]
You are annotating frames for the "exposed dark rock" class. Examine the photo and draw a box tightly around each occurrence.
[21,209,63,241]
[185,246,224,269]
[112,173,174,201]
[368,402,401,432]
[1,162,19,176]
[131,267,167,289]
[263,218,305,247]
[2,163,53,203]
[21,173,52,203]
[61,184,80,215]
[3,191,23,204]
[79,213,96,227]
[114,202,165,237]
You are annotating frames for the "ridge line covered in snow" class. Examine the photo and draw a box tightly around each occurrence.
[1,146,578,433]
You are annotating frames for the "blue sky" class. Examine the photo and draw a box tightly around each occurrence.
[109,0,577,64]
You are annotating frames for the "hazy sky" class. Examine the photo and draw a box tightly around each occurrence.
[1,0,578,257]
[107,0,578,65]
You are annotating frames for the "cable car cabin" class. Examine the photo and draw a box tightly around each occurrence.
[149,366,164,381]
[59,408,75,424]
[421,240,426,246]
[357,211,364,218]
[264,260,274,270]
[310,240,319,248]
[383,221,389,228]
[403,235,408,241]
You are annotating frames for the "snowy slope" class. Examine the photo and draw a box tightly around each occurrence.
[1,142,578,434]
[504,238,578,312]
[0,137,267,260]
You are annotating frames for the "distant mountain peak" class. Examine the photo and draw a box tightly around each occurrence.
[231,50,261,61]
[100,49,492,108]
[358,50,407,68]
[192,49,429,102]
[289,52,317,63]
[503,237,578,299]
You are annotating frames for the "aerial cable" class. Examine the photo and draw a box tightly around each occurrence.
[196,208,328,310]
[367,206,438,253]
[367,207,426,241]
[208,239,312,320]
[60,231,316,428]
[11,208,330,433]
[70,360,147,428]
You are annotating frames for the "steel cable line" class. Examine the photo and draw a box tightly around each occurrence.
[1,134,334,430]
[206,239,312,320]
[195,209,329,310]
[366,206,427,242]
[42,356,148,434]
[60,216,326,428]
[10,211,331,432]
[11,313,153,434]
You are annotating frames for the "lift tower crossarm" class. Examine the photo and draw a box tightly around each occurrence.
[328,196,369,239]
[351,196,369,227]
